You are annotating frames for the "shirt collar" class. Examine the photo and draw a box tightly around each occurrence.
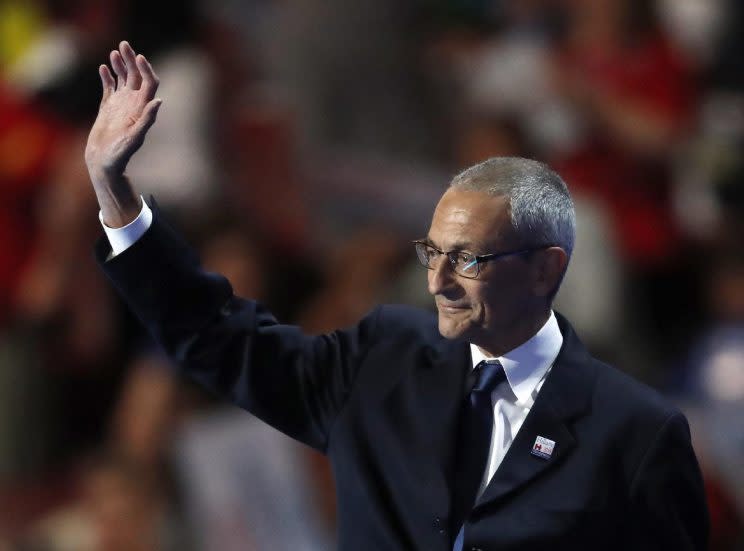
[469,311,563,404]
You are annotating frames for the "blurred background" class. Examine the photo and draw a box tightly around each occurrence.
[0,0,742,549]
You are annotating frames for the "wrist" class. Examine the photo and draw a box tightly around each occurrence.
[90,171,142,228]
[87,162,124,186]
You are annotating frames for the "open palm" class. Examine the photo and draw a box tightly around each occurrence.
[85,41,161,176]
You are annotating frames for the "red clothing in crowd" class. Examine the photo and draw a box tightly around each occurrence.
[0,84,65,324]
[553,33,696,267]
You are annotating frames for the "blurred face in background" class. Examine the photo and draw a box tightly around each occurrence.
[82,460,160,551]
[111,360,176,469]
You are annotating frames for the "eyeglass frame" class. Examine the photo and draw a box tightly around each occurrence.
[412,239,552,279]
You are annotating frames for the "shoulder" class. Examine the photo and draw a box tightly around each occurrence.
[582,358,692,483]
[352,304,444,351]
[555,313,684,453]
[373,304,441,340]
[556,312,678,422]
[566,351,695,487]
[592,359,679,423]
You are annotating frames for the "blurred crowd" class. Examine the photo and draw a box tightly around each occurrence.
[0,0,743,549]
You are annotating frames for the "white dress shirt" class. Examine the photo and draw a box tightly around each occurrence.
[469,312,563,499]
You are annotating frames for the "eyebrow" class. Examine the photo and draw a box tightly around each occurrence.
[424,236,477,252]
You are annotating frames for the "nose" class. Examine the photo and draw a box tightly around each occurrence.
[427,257,457,296]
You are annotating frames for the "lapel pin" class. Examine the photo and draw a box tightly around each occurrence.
[531,436,556,460]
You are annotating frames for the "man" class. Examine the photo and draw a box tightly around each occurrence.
[87,41,709,550]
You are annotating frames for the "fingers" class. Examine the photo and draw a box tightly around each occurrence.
[131,98,163,138]
[120,41,142,90]
[137,54,159,99]
[104,40,157,100]
[99,65,115,102]
[110,50,127,89]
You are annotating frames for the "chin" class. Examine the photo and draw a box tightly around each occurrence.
[438,316,469,340]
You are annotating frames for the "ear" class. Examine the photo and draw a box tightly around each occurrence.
[530,247,569,298]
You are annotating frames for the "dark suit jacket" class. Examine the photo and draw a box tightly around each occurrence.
[97,210,709,551]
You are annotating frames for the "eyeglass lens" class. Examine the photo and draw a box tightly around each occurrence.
[415,243,479,278]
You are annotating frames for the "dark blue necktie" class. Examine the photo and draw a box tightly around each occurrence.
[451,359,507,535]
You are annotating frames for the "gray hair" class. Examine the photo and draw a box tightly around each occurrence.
[449,157,576,260]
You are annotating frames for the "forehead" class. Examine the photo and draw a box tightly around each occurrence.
[428,188,513,250]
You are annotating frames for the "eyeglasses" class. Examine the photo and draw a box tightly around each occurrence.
[413,240,547,279]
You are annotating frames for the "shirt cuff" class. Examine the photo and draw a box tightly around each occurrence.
[99,196,153,256]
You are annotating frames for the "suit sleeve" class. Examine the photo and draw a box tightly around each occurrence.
[627,411,710,550]
[96,207,381,452]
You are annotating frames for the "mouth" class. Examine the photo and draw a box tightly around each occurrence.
[437,303,469,314]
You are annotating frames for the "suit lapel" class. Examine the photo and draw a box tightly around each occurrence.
[473,383,576,509]
[473,314,596,511]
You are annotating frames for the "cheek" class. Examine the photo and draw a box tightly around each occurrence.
[473,277,523,323]
[467,288,490,323]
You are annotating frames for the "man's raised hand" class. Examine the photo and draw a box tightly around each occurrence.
[85,41,161,227]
